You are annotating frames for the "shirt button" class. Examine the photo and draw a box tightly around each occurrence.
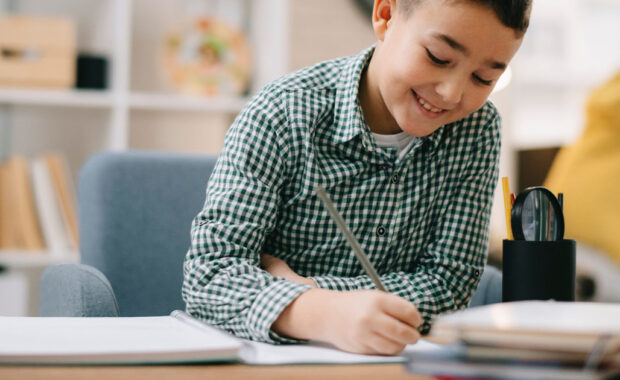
[390,174,399,184]
[474,270,481,277]
[376,225,387,237]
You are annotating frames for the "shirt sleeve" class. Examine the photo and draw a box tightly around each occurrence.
[309,111,501,334]
[182,87,313,344]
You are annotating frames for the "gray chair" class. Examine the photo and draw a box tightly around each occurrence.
[39,151,502,318]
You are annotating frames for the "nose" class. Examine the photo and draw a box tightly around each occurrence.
[435,74,465,105]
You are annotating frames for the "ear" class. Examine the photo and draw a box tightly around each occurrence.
[372,0,396,41]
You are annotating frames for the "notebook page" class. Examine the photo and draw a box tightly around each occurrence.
[173,311,444,365]
[239,338,442,365]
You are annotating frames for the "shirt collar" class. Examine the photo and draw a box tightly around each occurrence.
[332,46,375,150]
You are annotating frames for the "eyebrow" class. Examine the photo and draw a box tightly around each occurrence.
[432,32,507,71]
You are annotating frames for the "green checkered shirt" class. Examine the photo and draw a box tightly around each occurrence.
[183,46,500,344]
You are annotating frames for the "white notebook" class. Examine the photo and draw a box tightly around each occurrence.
[0,310,440,365]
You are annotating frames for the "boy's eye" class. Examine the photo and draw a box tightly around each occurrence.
[425,48,450,65]
[472,73,493,86]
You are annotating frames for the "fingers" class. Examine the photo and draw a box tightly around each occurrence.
[371,313,420,346]
[363,332,407,356]
[379,294,423,329]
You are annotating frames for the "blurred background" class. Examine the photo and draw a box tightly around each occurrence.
[1,0,619,316]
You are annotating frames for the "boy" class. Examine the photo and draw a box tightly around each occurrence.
[183,0,531,355]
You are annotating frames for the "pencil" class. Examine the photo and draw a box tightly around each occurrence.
[315,186,387,292]
[501,177,514,240]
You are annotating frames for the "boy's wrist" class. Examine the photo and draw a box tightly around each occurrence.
[271,288,333,341]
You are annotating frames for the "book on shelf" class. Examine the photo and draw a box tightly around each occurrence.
[0,153,78,257]
[0,160,12,248]
[30,156,71,255]
[0,310,440,365]
[45,154,79,250]
[0,156,45,251]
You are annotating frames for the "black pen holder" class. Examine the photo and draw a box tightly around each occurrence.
[502,239,576,302]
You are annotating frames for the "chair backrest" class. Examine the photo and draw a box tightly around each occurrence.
[78,151,217,317]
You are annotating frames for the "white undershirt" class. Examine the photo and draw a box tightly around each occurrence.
[371,131,418,160]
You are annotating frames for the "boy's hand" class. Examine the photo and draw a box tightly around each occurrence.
[272,288,422,355]
[261,253,316,287]
[317,290,422,355]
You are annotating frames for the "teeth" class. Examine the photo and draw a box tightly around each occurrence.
[416,94,444,113]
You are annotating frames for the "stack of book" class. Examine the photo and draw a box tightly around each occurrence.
[0,154,78,256]
[405,301,620,380]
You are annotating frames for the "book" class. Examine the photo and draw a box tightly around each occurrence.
[0,156,45,250]
[0,310,441,365]
[30,157,71,255]
[44,154,79,250]
[429,301,620,358]
[405,344,619,380]
[404,301,620,379]
[0,160,12,248]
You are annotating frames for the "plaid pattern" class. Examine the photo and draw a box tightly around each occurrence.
[183,46,501,344]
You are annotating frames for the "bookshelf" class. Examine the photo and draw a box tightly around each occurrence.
[0,0,290,315]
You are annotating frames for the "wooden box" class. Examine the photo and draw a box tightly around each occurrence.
[0,16,76,88]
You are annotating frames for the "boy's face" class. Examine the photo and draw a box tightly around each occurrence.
[369,0,524,136]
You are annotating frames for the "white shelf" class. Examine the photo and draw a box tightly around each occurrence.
[0,88,251,114]
[0,251,79,268]
[1,0,288,267]
[129,92,249,113]
[0,0,289,316]
[0,88,115,108]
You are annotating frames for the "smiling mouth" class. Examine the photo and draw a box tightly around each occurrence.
[412,91,445,114]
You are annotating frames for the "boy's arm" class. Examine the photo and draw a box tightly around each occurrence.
[309,112,501,334]
[182,87,314,344]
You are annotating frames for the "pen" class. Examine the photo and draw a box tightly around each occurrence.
[315,186,387,292]
[501,177,514,240]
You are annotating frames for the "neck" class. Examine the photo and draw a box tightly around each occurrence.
[359,50,402,135]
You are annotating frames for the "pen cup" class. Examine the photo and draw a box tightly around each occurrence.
[502,239,576,302]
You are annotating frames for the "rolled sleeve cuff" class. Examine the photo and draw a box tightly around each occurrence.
[310,275,372,291]
[246,280,314,344]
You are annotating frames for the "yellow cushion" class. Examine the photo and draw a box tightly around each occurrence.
[545,70,620,264]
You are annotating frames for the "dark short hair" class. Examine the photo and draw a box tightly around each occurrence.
[397,0,532,36]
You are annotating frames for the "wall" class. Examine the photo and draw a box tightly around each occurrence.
[289,0,376,71]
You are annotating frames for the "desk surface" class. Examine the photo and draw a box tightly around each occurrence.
[0,363,432,380]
